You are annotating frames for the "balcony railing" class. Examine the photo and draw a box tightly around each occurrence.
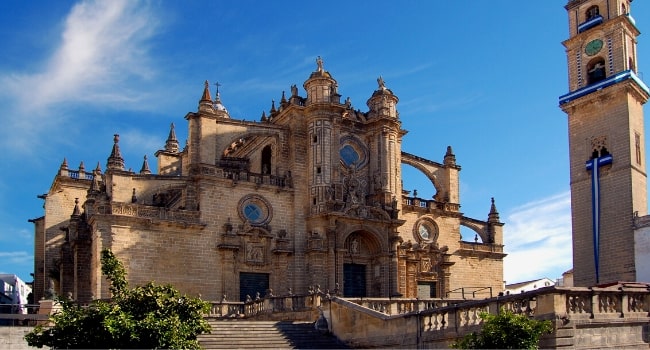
[578,15,603,33]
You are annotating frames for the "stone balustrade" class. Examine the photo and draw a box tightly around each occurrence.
[206,293,319,320]
[322,283,650,349]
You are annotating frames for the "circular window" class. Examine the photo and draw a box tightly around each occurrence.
[415,218,438,243]
[339,135,368,169]
[238,195,272,225]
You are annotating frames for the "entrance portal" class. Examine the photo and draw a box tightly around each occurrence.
[239,272,269,301]
[343,263,366,297]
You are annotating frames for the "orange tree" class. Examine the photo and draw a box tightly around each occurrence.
[452,309,553,349]
[25,249,211,349]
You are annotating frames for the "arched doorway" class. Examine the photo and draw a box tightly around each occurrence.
[341,231,384,297]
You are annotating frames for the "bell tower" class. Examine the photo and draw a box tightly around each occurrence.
[560,0,650,286]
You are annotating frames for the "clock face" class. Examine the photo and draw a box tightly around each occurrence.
[419,225,430,240]
[585,39,603,56]
[416,220,438,242]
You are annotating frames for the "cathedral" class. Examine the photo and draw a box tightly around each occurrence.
[31,58,505,304]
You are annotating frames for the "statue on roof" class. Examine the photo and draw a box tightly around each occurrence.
[316,56,324,72]
[377,76,386,90]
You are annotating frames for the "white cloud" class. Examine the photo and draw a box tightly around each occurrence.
[503,191,573,284]
[1,0,160,154]
[0,251,33,266]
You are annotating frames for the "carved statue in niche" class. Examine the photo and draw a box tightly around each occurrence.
[341,163,367,208]
[350,238,360,254]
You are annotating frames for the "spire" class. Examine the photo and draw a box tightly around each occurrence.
[270,100,277,114]
[261,111,268,122]
[71,198,81,217]
[281,91,287,104]
[95,161,102,173]
[165,123,179,153]
[140,155,151,175]
[59,158,69,176]
[199,80,214,112]
[107,134,125,171]
[444,146,456,166]
[488,197,500,223]
[200,80,212,101]
[78,161,85,174]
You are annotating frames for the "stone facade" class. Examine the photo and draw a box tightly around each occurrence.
[32,60,504,304]
[560,0,650,286]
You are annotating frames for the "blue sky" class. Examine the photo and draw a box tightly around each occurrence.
[0,1,648,286]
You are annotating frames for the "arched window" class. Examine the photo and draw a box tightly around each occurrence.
[261,145,272,174]
[629,57,636,72]
[586,5,600,20]
[621,4,627,15]
[587,57,606,85]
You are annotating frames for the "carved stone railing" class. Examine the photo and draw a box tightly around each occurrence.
[349,298,458,316]
[322,283,650,349]
[206,293,319,319]
[458,242,504,253]
[106,202,202,224]
[199,164,290,189]
[402,197,460,212]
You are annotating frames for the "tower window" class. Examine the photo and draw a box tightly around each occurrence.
[587,58,606,85]
[586,6,600,20]
[629,57,636,72]
[622,4,627,15]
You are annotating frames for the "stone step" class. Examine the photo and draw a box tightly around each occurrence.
[198,319,348,349]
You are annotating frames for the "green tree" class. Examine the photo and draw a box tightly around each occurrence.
[25,249,211,349]
[452,309,553,349]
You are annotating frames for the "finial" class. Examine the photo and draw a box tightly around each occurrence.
[444,145,456,166]
[107,133,125,170]
[60,158,68,170]
[140,155,151,175]
[165,123,179,153]
[78,161,85,173]
[94,162,102,173]
[200,80,212,102]
[261,111,267,122]
[281,90,287,103]
[270,99,277,113]
[488,197,500,223]
[72,198,81,217]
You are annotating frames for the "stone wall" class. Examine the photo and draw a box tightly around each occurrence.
[0,327,37,350]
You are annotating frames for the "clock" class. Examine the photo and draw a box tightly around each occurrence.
[415,219,438,242]
[585,39,603,56]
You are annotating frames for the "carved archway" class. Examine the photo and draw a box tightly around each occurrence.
[340,229,386,297]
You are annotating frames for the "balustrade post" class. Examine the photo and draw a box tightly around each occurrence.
[591,291,599,317]
[536,291,566,319]
[620,290,628,317]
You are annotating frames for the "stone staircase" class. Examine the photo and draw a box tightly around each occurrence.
[198,319,349,349]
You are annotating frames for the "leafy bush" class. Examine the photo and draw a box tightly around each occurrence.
[25,249,211,349]
[452,309,553,349]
